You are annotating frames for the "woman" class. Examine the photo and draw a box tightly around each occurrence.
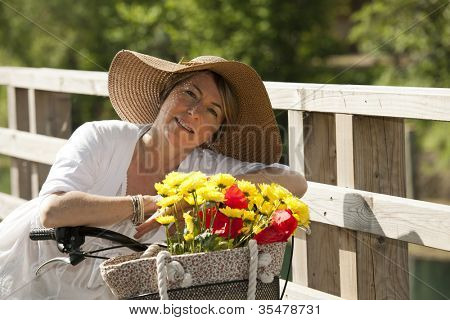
[0,50,307,299]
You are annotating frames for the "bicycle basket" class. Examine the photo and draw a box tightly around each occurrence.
[100,241,286,300]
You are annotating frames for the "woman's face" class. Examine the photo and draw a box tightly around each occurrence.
[156,72,225,149]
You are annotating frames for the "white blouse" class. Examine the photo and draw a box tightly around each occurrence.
[0,120,288,299]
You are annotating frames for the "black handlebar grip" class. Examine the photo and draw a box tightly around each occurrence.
[29,228,56,241]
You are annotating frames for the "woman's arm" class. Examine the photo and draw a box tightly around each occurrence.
[39,191,159,228]
[235,167,308,198]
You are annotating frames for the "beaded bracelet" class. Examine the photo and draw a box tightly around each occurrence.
[130,195,144,225]
[138,195,145,224]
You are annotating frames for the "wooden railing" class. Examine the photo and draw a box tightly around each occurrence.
[1,66,449,300]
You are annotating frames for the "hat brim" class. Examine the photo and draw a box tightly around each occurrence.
[108,50,282,164]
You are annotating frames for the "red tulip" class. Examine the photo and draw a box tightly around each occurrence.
[199,207,243,239]
[253,209,297,244]
[224,185,248,209]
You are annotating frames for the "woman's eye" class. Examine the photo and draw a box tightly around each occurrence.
[185,90,196,99]
[208,108,218,117]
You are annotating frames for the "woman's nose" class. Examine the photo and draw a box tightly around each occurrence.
[187,104,200,117]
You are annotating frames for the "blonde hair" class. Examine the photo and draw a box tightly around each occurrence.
[159,71,238,143]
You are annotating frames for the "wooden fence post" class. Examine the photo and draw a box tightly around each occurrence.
[288,110,308,286]
[353,116,409,299]
[303,112,341,296]
[335,114,358,300]
[7,86,32,200]
[7,87,71,200]
[35,90,72,193]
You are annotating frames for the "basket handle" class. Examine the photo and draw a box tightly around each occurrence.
[247,239,258,300]
[156,250,192,300]
[156,251,171,300]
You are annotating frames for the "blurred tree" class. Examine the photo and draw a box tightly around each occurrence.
[350,0,449,87]
[0,0,365,79]
[0,0,360,152]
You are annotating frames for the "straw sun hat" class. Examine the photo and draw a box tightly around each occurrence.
[108,50,282,164]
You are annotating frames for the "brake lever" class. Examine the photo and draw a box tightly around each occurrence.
[35,251,86,276]
[35,257,71,276]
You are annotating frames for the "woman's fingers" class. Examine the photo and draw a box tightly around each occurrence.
[133,199,191,239]
[133,211,162,239]
[142,195,160,218]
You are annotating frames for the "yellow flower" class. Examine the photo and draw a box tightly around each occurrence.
[277,202,288,210]
[183,212,194,234]
[284,197,309,215]
[242,210,256,221]
[219,206,244,218]
[154,182,176,197]
[184,233,194,242]
[163,171,188,188]
[184,192,205,206]
[273,183,292,200]
[209,173,235,189]
[248,193,264,210]
[237,180,258,198]
[156,215,176,225]
[178,172,207,194]
[293,212,310,227]
[258,201,274,215]
[157,194,183,208]
[196,186,225,202]
[258,183,282,203]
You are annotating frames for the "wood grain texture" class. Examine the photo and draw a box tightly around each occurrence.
[265,81,450,121]
[35,90,72,195]
[280,279,342,300]
[0,128,67,165]
[353,116,409,299]
[8,88,32,200]
[302,182,450,251]
[339,230,358,299]
[335,114,358,299]
[288,110,308,286]
[303,112,340,297]
[0,67,108,96]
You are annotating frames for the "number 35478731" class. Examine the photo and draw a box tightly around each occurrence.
[258,304,320,315]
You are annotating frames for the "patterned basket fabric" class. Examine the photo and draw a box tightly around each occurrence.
[100,242,286,300]
[129,278,280,300]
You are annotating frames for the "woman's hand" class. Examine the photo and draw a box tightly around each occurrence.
[142,195,160,219]
[134,198,190,239]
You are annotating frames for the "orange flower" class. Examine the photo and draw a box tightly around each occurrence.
[224,185,248,209]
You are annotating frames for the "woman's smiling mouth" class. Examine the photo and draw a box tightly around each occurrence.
[175,117,194,134]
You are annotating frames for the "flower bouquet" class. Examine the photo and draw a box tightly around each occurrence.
[100,172,310,300]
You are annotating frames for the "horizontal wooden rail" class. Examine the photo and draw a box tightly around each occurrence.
[0,67,108,96]
[266,82,450,121]
[1,67,449,121]
[303,182,450,251]
[280,279,342,300]
[0,127,67,165]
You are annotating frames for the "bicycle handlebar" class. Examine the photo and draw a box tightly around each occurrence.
[29,226,148,252]
[29,228,56,241]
